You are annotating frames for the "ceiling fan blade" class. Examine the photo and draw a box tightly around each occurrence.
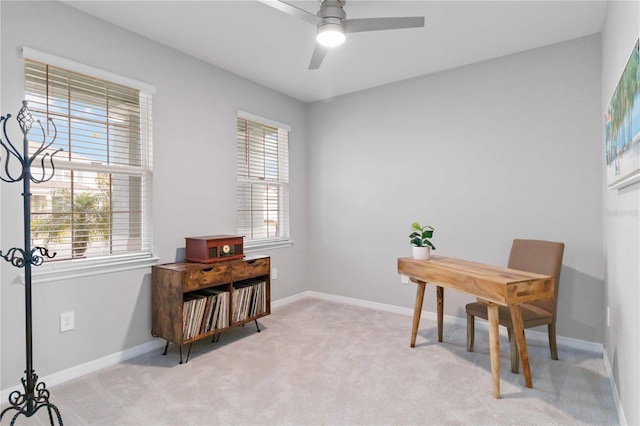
[257,0,319,26]
[308,43,329,70]
[344,16,425,33]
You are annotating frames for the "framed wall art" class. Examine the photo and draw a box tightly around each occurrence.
[605,37,640,190]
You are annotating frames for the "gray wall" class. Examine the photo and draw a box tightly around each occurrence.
[307,35,604,343]
[2,3,635,421]
[601,2,640,424]
[0,1,309,389]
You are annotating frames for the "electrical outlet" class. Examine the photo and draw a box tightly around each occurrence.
[401,275,409,284]
[60,311,75,332]
[271,268,278,280]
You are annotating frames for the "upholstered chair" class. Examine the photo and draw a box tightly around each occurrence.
[465,239,565,373]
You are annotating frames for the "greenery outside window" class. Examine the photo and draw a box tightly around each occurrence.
[236,112,290,248]
[24,58,153,263]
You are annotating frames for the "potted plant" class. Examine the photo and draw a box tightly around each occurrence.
[409,222,436,260]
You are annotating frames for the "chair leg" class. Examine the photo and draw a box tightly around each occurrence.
[466,314,474,352]
[548,323,559,360]
[508,328,519,374]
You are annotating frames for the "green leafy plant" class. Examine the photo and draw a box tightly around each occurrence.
[409,222,436,250]
[31,184,110,258]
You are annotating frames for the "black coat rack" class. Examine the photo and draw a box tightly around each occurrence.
[0,101,63,425]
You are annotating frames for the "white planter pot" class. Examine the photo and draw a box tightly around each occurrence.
[412,246,430,260]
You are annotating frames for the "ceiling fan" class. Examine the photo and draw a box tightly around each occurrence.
[257,0,425,70]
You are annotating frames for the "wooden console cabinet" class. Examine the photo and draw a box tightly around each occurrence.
[152,255,270,363]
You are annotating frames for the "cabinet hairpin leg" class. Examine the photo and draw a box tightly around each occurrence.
[162,340,170,356]
[212,334,220,343]
[255,319,261,333]
[179,344,193,364]
[185,344,193,364]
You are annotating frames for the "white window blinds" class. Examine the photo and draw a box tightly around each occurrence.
[24,59,153,261]
[236,114,290,244]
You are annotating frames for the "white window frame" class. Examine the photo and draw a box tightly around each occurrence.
[237,111,293,252]
[21,47,158,283]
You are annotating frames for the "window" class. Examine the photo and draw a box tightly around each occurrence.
[236,112,290,247]
[24,58,153,262]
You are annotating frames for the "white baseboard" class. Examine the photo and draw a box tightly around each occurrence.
[1,339,166,402]
[0,292,315,399]
[302,290,604,354]
[271,291,312,310]
[1,290,605,401]
[603,349,627,425]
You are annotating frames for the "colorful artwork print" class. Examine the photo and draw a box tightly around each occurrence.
[605,38,640,189]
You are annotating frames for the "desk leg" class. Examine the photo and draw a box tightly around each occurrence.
[410,280,427,348]
[487,304,501,399]
[436,286,444,342]
[509,304,533,388]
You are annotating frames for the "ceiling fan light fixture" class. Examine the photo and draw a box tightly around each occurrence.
[316,22,345,47]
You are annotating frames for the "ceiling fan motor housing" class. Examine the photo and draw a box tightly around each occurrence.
[317,0,346,31]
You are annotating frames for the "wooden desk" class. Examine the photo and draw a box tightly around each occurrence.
[397,255,554,398]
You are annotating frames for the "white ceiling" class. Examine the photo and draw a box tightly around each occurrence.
[62,0,608,103]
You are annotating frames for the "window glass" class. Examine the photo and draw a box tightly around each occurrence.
[236,116,290,244]
[25,59,152,261]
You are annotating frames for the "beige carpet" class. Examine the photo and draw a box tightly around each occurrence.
[3,297,618,425]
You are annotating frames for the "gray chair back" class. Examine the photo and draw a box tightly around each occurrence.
[507,239,565,321]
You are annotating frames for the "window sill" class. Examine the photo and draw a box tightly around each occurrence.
[22,253,159,284]
[244,239,294,253]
